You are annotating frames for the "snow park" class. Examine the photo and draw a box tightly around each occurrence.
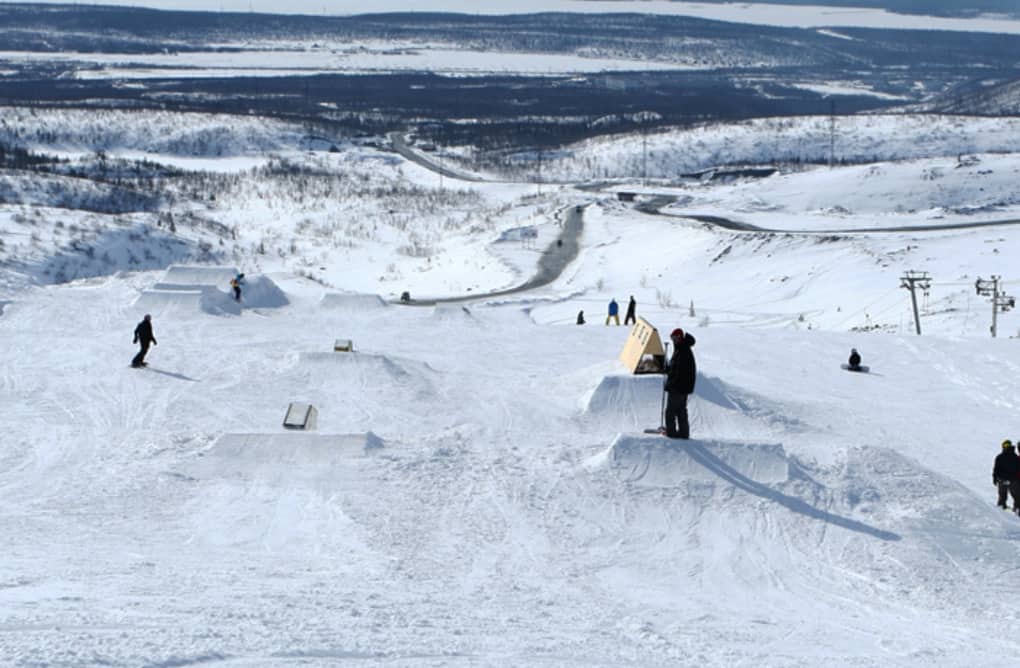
[3,2,1020,667]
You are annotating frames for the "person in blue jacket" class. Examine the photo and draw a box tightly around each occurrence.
[605,298,620,326]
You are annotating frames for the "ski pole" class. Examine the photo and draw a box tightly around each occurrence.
[660,342,670,430]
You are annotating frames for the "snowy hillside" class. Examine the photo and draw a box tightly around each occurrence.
[4,104,1020,666]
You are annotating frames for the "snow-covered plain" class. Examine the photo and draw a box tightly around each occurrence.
[3,106,1020,666]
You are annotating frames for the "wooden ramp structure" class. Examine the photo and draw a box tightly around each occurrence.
[619,317,666,374]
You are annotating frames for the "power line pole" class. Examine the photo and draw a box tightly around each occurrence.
[900,270,931,335]
[975,275,1015,338]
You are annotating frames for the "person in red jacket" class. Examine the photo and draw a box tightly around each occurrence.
[993,440,1020,512]
[664,328,696,439]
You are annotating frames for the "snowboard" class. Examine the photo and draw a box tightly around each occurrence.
[841,363,869,373]
[643,427,666,435]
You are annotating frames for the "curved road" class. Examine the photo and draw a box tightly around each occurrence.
[389,133,1020,305]
[638,194,1020,234]
[398,205,585,306]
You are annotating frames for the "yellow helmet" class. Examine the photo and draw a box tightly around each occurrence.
[1003,440,1014,449]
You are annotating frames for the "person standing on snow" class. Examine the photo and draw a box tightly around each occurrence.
[624,296,637,326]
[993,440,1020,512]
[131,314,157,368]
[230,272,245,302]
[606,298,620,326]
[664,327,696,439]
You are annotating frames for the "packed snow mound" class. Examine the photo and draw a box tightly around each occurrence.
[238,275,288,309]
[592,435,792,486]
[319,292,387,310]
[162,265,239,286]
[133,285,240,316]
[430,303,478,324]
[145,273,286,311]
[184,432,383,484]
[299,351,435,382]
[581,373,664,427]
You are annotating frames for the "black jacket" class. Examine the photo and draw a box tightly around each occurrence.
[134,319,156,345]
[994,450,1020,483]
[665,332,697,394]
[849,351,861,367]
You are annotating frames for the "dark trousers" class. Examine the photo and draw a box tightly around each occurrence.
[625,311,636,325]
[997,481,1020,509]
[233,286,241,301]
[132,340,151,367]
[665,392,689,439]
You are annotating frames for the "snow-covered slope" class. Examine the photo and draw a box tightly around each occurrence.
[3,107,1020,666]
[2,269,1020,665]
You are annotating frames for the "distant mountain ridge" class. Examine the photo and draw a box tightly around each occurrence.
[616,0,1020,19]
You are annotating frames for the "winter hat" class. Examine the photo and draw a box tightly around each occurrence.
[670,328,684,340]
[1003,439,1014,449]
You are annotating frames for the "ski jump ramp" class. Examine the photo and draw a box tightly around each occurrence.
[162,265,239,286]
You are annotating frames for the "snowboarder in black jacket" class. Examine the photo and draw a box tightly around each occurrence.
[664,328,696,439]
[131,314,157,368]
[993,440,1020,512]
[624,296,637,326]
[848,348,862,370]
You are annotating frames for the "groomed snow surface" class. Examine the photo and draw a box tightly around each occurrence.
[3,107,1020,665]
[4,262,1020,666]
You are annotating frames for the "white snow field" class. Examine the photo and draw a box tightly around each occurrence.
[4,107,1020,665]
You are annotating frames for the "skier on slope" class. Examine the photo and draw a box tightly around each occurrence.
[131,314,157,368]
[664,328,697,439]
[993,440,1020,512]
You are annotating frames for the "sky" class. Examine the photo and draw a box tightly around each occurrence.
[5,0,1020,33]
[3,104,1020,664]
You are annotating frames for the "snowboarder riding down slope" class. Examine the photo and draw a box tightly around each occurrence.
[993,440,1020,513]
[848,348,862,371]
[664,327,697,439]
[131,314,157,368]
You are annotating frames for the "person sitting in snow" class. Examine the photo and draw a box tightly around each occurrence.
[994,440,1020,512]
[848,348,862,370]
[576,310,585,325]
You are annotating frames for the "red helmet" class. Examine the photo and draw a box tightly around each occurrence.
[670,328,684,340]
